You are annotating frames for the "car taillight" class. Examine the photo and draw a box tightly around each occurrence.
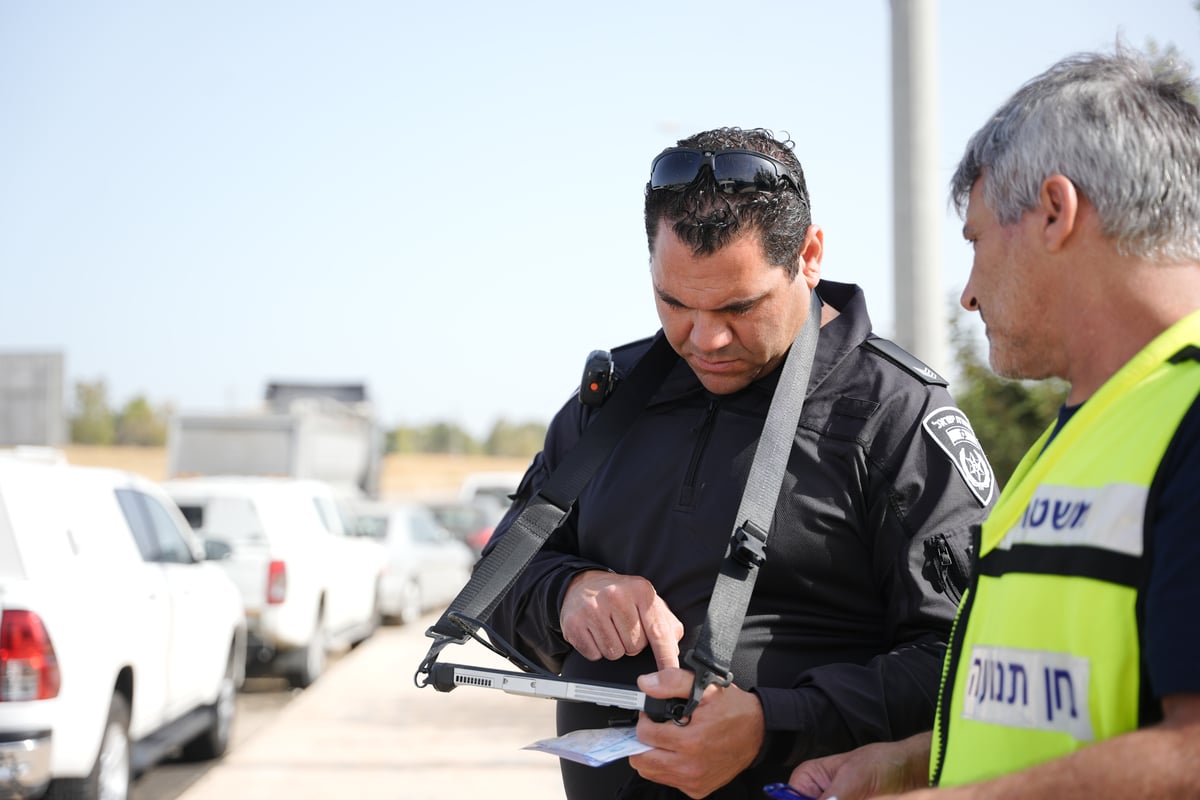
[0,610,62,701]
[266,560,287,605]
[468,526,495,551]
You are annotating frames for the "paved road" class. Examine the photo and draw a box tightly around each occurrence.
[175,612,567,800]
[131,677,297,800]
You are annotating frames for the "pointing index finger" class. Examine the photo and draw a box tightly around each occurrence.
[641,600,683,670]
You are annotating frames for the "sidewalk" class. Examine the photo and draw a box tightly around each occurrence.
[179,612,567,800]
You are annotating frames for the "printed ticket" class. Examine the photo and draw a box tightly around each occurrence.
[523,726,653,767]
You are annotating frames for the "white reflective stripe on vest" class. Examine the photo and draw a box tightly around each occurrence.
[995,482,1146,557]
[961,645,1095,741]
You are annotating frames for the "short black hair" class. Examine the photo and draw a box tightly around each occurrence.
[644,127,812,279]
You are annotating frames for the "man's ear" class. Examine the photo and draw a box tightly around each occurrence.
[1040,175,1080,253]
[798,225,824,289]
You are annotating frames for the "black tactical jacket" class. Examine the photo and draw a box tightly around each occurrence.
[483,281,991,799]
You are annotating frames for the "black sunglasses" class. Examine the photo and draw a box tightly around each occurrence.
[649,147,802,194]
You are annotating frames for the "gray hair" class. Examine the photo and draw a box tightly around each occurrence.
[950,47,1200,262]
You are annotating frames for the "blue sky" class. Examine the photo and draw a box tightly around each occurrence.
[3,2,1199,437]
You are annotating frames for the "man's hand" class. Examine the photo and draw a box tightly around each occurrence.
[803,694,1200,799]
[560,570,684,669]
[787,733,933,800]
[628,667,764,798]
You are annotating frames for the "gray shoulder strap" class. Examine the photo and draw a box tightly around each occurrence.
[681,291,822,722]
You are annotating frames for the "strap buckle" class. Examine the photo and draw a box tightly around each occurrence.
[415,612,546,690]
[677,648,735,725]
[731,519,768,568]
[414,630,460,689]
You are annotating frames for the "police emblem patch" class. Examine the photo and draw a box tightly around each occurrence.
[922,406,995,506]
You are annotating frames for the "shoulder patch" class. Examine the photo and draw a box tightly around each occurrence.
[923,406,995,507]
[863,338,948,386]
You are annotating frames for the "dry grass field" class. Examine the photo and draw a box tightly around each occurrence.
[59,445,532,500]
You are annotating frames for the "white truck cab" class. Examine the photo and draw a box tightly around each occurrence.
[161,476,385,688]
[0,451,246,800]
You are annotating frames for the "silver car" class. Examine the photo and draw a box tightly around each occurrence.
[345,502,474,625]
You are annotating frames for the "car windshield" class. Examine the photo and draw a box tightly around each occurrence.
[352,513,389,540]
[429,504,485,536]
[176,497,266,546]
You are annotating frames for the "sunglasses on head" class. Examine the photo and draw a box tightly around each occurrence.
[649,147,802,194]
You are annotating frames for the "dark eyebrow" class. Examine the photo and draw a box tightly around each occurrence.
[655,286,766,314]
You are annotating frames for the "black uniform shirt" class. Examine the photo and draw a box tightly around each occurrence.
[483,281,992,798]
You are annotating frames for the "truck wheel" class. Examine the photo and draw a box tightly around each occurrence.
[44,692,131,800]
[288,618,326,689]
[181,645,239,761]
[350,585,383,649]
[396,578,422,626]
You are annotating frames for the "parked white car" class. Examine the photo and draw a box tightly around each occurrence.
[426,497,507,557]
[344,501,474,624]
[160,477,386,688]
[456,471,523,508]
[0,450,246,800]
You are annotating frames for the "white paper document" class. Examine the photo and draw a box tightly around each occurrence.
[523,726,654,767]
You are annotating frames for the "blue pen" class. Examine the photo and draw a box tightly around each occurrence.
[762,783,825,800]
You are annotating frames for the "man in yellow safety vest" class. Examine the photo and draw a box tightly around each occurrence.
[785,44,1200,800]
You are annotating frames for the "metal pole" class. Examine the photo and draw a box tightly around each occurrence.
[890,0,946,374]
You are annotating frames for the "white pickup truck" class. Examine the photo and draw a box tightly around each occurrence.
[0,451,247,800]
[161,476,386,688]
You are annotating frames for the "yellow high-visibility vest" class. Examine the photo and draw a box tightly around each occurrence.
[931,310,1200,787]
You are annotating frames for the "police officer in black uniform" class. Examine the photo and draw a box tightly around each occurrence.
[482,127,992,799]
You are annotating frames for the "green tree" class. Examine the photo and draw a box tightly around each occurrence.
[385,426,417,454]
[386,419,551,455]
[385,422,481,454]
[484,419,547,458]
[114,395,169,446]
[425,422,481,454]
[69,380,116,445]
[949,313,1067,488]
